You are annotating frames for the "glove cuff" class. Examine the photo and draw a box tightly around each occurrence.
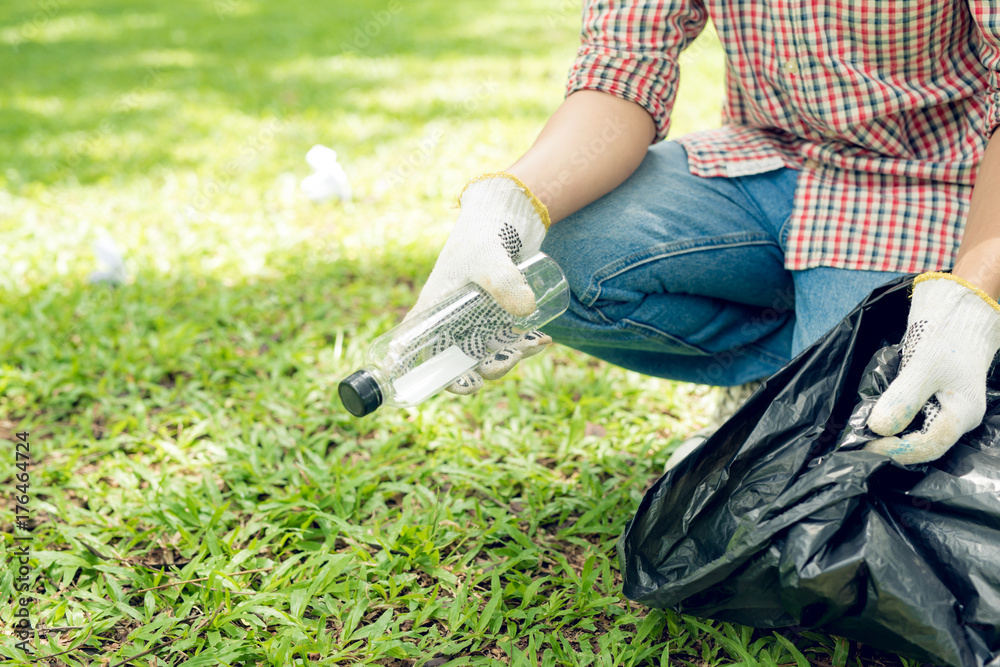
[459,172,552,230]
[911,271,1000,351]
[913,271,1000,313]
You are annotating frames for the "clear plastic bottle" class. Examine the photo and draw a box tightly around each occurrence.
[339,252,570,417]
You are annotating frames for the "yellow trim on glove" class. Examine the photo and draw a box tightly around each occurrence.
[914,271,1000,313]
[459,171,552,230]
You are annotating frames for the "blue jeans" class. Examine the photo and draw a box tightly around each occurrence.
[539,140,908,386]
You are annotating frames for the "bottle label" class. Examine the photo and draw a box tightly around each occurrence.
[393,345,479,405]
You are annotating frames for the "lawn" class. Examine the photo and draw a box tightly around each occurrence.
[0,1,920,665]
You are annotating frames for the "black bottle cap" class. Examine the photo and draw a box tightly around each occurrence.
[339,370,383,417]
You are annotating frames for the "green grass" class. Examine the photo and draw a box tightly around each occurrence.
[0,1,922,665]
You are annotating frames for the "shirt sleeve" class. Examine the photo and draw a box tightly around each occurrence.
[968,2,1000,137]
[565,0,709,143]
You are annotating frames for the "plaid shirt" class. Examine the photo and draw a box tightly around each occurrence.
[566,1,1000,273]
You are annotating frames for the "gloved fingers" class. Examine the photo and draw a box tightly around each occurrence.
[515,330,551,358]
[862,434,922,465]
[446,371,484,395]
[864,391,979,464]
[474,259,537,318]
[477,331,552,381]
[866,364,938,436]
[406,271,464,322]
[477,347,524,381]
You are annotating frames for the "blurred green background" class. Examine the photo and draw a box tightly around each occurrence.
[0,1,912,666]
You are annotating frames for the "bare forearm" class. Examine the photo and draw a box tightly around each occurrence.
[952,131,1000,299]
[506,90,656,225]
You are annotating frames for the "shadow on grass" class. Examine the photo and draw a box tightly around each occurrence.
[1,0,580,184]
[0,239,435,429]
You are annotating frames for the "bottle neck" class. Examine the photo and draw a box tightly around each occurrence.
[366,367,391,401]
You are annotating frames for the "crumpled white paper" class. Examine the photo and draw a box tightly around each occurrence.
[300,144,352,202]
[88,232,127,285]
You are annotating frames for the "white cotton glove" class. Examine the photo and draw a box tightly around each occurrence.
[406,172,553,394]
[864,272,1000,464]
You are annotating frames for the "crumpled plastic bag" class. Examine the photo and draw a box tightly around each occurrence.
[618,276,1000,667]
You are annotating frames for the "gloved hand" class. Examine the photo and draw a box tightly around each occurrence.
[864,272,1000,464]
[406,172,553,394]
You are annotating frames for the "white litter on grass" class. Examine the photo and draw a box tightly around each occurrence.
[88,232,127,285]
[301,144,352,202]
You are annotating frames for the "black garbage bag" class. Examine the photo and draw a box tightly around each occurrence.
[618,276,1000,667]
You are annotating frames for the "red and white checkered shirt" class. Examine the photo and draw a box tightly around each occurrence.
[566,0,1000,273]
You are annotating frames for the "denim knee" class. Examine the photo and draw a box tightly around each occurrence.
[535,139,799,377]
